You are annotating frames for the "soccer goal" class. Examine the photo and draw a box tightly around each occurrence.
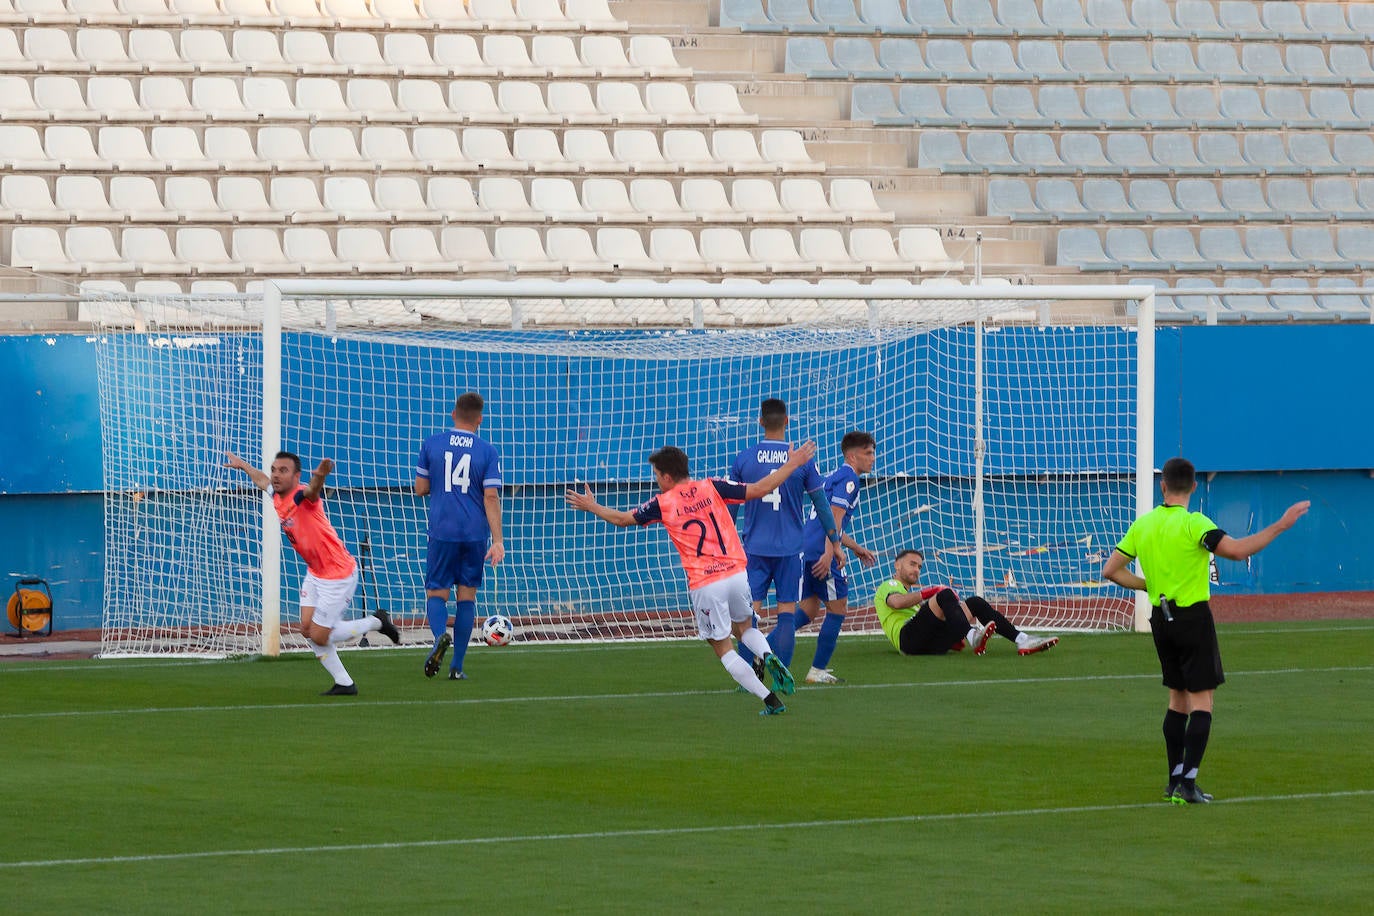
[91,279,1154,657]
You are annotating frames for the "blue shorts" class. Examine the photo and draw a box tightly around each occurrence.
[746,554,803,604]
[801,560,849,603]
[425,538,487,591]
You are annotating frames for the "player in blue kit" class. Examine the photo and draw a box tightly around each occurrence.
[728,399,842,680]
[415,392,505,681]
[791,431,878,684]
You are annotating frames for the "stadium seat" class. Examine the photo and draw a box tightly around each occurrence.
[833,36,889,79]
[1030,178,1088,220]
[283,226,346,274]
[576,35,641,78]
[681,177,744,222]
[1334,134,1374,171]
[1063,40,1113,80]
[1084,86,1133,129]
[432,35,487,76]
[916,129,971,171]
[517,0,575,30]
[11,226,76,273]
[1217,0,1266,39]
[1038,85,1095,128]
[478,177,541,222]
[337,227,406,274]
[241,77,300,120]
[107,175,173,223]
[383,34,446,77]
[386,226,449,274]
[1053,0,1113,36]
[204,126,268,171]
[612,129,673,172]
[1240,44,1294,85]
[0,75,46,120]
[700,227,761,272]
[494,226,557,272]
[1312,177,1365,219]
[1196,226,1254,270]
[582,178,644,223]
[1128,86,1184,129]
[163,175,223,222]
[1267,179,1323,220]
[77,28,137,72]
[53,175,115,221]
[1176,0,1228,38]
[309,126,370,171]
[1316,277,1374,319]
[1169,179,1224,221]
[1174,86,1229,129]
[1330,46,1374,84]
[68,225,136,273]
[1106,40,1154,80]
[1262,0,1315,40]
[644,82,705,126]
[270,177,332,223]
[630,178,691,221]
[1290,226,1347,269]
[851,84,906,125]
[1106,132,1160,175]
[228,29,289,72]
[323,176,389,221]
[1130,0,1184,37]
[372,176,436,223]
[565,0,628,31]
[993,85,1053,128]
[216,176,282,222]
[0,174,60,220]
[460,127,520,171]
[1060,133,1115,174]
[231,227,296,273]
[427,176,485,221]
[856,0,916,34]
[897,226,962,270]
[595,227,658,272]
[1310,89,1363,129]
[877,38,931,79]
[531,36,592,79]
[925,38,976,78]
[1056,227,1112,269]
[749,227,813,273]
[543,82,602,125]
[1082,179,1134,220]
[798,227,860,271]
[995,0,1047,35]
[945,85,1002,128]
[1012,132,1069,174]
[1335,226,1374,268]
[1219,87,1278,129]
[121,226,185,273]
[1101,226,1158,269]
[823,177,890,221]
[783,37,843,78]
[1241,226,1301,269]
[1195,132,1247,173]
[1019,39,1074,80]
[1152,226,1214,270]
[34,75,95,120]
[662,129,718,173]
[595,82,657,125]
[497,82,556,125]
[1285,133,1342,174]
[966,132,1018,173]
[778,178,841,221]
[731,178,792,223]
[531,177,594,222]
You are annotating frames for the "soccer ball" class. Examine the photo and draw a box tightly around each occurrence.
[481,614,514,647]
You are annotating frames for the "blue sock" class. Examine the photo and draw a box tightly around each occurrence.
[451,600,476,672]
[812,613,846,670]
[425,596,449,643]
[767,612,796,668]
[738,613,761,665]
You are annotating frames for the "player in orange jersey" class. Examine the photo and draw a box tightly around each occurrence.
[226,450,399,695]
[565,441,817,716]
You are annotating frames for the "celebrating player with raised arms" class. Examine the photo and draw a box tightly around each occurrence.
[225,450,400,695]
[416,392,505,682]
[566,442,818,716]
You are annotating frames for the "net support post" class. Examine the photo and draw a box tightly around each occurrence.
[261,281,283,656]
[1133,290,1157,633]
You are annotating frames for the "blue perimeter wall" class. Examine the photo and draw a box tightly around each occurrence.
[2,326,1371,630]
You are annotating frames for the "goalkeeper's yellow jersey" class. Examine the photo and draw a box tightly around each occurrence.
[874,578,915,651]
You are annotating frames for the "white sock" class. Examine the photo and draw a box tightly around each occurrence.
[311,642,353,686]
[1015,631,1032,646]
[967,625,983,644]
[328,616,381,645]
[721,649,770,700]
[737,626,772,660]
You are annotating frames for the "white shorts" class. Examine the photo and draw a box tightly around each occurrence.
[300,569,358,630]
[689,572,753,642]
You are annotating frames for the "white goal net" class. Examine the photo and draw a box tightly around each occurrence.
[91,280,1153,657]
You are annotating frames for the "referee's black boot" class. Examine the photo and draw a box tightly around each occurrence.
[1170,783,1212,805]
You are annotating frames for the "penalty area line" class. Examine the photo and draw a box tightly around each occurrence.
[3,789,1372,871]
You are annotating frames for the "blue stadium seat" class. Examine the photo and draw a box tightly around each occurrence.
[1128,86,1184,129]
[1359,178,1374,209]
[1175,0,1230,39]
[996,0,1050,36]
[720,0,773,30]
[1106,132,1160,175]
[1289,226,1347,269]
[898,84,955,125]
[1083,178,1135,219]
[907,0,962,35]
[1240,44,1297,85]
[1285,45,1340,85]
[783,38,846,77]
[1060,132,1116,173]
[1263,87,1316,128]
[1309,89,1364,130]
[1217,0,1267,40]
[1129,178,1187,220]
[1197,133,1248,173]
[1130,0,1186,37]
[1173,179,1228,221]
[1154,226,1216,270]
[1150,133,1210,175]
[1196,42,1248,82]
[1196,226,1253,270]
[1245,132,1304,175]
[1218,178,1272,220]
[878,38,932,78]
[965,132,1018,173]
[859,0,920,34]
[1038,85,1095,127]
[986,178,1041,219]
[1033,177,1092,219]
[924,38,976,78]
[1348,3,1374,41]
[1241,226,1302,270]
[1062,41,1114,81]
[1083,86,1133,128]
[1056,227,1115,269]
[917,129,973,170]
[1012,132,1070,173]
[850,84,911,124]
[1106,226,1160,269]
[1330,46,1374,85]
[1219,87,1279,129]
[1261,0,1316,41]
[951,0,1010,35]
[1311,177,1364,219]
[992,85,1054,128]
[945,85,1002,128]
[1287,133,1343,174]
[1268,278,1327,320]
[1336,226,1374,268]
[1018,40,1073,80]
[833,36,891,78]
[1082,0,1144,38]
[1107,41,1155,81]
[815,0,870,33]
[970,39,1024,79]
[1316,277,1374,319]
[1044,0,1099,36]
[1333,134,1374,171]
[766,0,827,31]
[1171,277,1222,323]
[1221,278,1284,322]
[1175,86,1230,129]
[1150,42,1208,83]
[1305,2,1358,42]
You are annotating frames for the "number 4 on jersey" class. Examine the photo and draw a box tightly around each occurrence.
[761,489,782,511]
[444,451,471,493]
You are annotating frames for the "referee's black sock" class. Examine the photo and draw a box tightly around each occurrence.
[1181,710,1213,785]
[1163,709,1188,784]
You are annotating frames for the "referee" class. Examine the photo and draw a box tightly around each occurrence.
[1102,457,1309,805]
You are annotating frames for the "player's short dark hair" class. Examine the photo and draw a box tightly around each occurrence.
[896,548,924,561]
[454,392,484,423]
[274,451,301,473]
[759,398,788,432]
[841,430,876,453]
[1162,457,1196,494]
[648,446,690,482]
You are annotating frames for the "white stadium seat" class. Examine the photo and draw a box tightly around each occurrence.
[0,126,52,170]
[56,174,120,220]
[596,227,658,271]
[545,226,611,272]
[799,227,862,271]
[216,176,283,221]
[337,227,407,273]
[731,179,793,223]
[67,225,136,272]
[531,177,593,221]
[441,226,507,272]
[232,226,298,273]
[582,178,646,222]
[426,176,485,220]
[389,226,452,274]
[849,227,912,272]
[478,176,541,221]
[164,175,224,221]
[630,177,692,221]
[1,174,64,220]
[283,226,346,273]
[323,175,389,221]
[648,227,709,272]
[749,227,814,273]
[122,226,186,274]
[270,176,333,222]
[494,226,557,271]
[628,35,690,78]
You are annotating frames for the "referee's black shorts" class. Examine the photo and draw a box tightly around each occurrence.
[1150,601,1225,692]
[898,603,966,655]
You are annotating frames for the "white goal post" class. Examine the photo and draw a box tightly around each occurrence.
[93,279,1155,657]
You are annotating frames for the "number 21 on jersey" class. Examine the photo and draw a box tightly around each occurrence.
[443,451,471,493]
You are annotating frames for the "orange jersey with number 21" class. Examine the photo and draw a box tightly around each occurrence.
[273,485,356,580]
[645,478,748,589]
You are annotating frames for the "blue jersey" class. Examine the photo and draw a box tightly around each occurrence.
[416,427,503,543]
[729,439,823,558]
[802,464,862,561]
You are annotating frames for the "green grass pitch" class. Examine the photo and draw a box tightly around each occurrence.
[2,621,1371,914]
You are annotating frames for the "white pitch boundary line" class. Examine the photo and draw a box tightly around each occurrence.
[2,789,1371,872]
[2,665,1371,723]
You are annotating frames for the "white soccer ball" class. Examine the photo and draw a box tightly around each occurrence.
[481,614,514,647]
